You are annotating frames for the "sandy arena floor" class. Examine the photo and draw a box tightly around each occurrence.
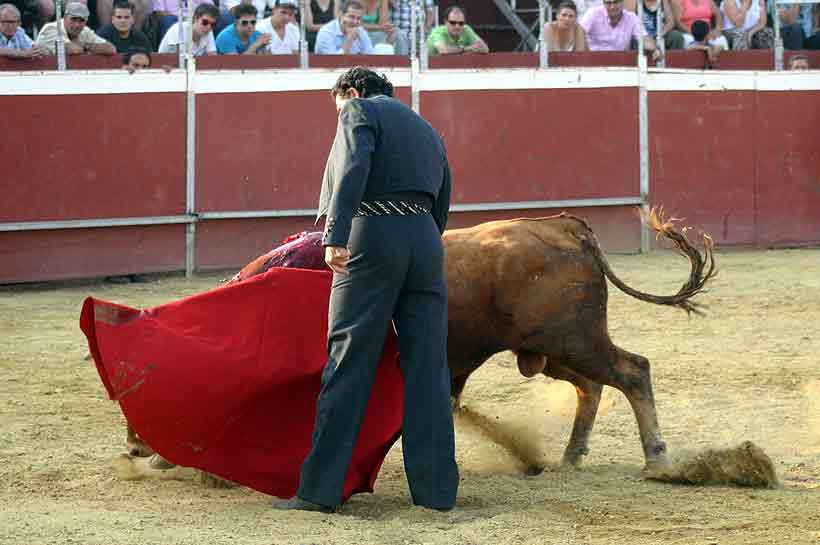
[1,247,819,545]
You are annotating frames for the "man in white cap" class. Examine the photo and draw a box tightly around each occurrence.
[36,2,116,55]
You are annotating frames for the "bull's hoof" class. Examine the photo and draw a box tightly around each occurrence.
[560,446,590,468]
[524,465,545,476]
[147,454,177,470]
[127,443,155,457]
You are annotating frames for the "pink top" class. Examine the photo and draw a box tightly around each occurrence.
[679,0,712,33]
[579,5,644,51]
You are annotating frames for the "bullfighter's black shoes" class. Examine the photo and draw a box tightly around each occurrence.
[274,496,335,514]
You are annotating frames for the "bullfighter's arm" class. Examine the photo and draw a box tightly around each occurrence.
[322,99,375,248]
[432,154,451,234]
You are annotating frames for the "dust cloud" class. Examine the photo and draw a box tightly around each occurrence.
[645,441,779,488]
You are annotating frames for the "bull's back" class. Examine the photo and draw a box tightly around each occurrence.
[443,215,608,366]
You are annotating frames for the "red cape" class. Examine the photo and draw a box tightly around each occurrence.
[80,267,404,500]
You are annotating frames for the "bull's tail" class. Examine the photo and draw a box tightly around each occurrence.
[578,207,717,315]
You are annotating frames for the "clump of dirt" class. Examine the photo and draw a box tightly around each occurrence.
[646,441,779,488]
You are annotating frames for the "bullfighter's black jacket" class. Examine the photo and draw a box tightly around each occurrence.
[317,94,451,247]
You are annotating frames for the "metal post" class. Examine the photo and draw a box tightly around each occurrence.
[187,0,193,59]
[419,0,428,71]
[637,0,647,68]
[410,0,419,113]
[410,0,417,60]
[637,0,651,252]
[185,55,197,277]
[55,0,66,71]
[177,0,185,68]
[773,2,783,71]
[657,0,666,68]
[299,0,308,68]
[538,0,547,69]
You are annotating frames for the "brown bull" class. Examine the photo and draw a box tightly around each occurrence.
[126,209,715,471]
[444,210,715,469]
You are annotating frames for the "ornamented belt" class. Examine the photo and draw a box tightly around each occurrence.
[355,200,431,217]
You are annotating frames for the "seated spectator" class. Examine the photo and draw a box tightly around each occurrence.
[305,0,338,51]
[640,0,684,49]
[256,0,300,54]
[767,0,808,50]
[687,18,723,65]
[542,0,588,51]
[721,0,773,49]
[152,0,215,45]
[315,0,373,54]
[97,1,153,53]
[674,0,729,50]
[122,46,151,70]
[158,2,218,55]
[0,3,41,58]
[216,3,270,54]
[427,5,489,55]
[37,2,117,56]
[787,53,809,69]
[97,0,152,31]
[220,0,271,31]
[579,0,661,60]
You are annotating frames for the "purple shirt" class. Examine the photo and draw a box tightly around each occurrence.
[579,5,644,51]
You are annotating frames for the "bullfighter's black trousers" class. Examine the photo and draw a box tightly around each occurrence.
[296,213,459,510]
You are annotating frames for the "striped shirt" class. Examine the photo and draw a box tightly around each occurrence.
[389,0,434,35]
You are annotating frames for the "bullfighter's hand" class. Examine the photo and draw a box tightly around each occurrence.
[324,246,350,275]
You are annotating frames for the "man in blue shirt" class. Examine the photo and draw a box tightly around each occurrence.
[315,0,374,54]
[0,3,41,59]
[215,3,271,54]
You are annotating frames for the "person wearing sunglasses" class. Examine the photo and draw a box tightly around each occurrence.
[255,0,300,54]
[36,2,117,56]
[216,3,271,54]
[158,2,219,55]
[427,5,488,55]
[579,0,661,61]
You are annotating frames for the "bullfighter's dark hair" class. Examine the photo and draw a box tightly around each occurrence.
[331,66,394,98]
[445,5,467,20]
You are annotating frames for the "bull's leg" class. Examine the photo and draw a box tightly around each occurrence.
[608,347,668,469]
[126,423,154,457]
[545,363,603,467]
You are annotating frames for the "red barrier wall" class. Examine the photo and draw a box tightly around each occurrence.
[194,87,411,214]
[2,58,819,282]
[421,87,639,205]
[1,93,186,222]
[0,225,185,283]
